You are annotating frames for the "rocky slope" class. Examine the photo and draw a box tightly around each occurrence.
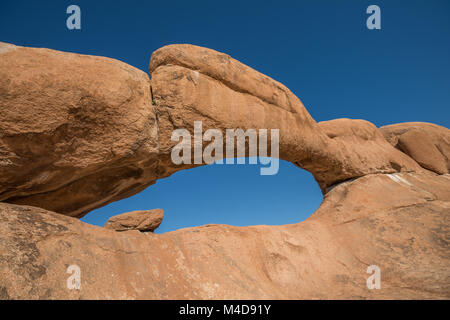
[0,171,448,299]
[0,42,449,299]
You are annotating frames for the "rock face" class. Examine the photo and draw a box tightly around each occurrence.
[104,209,163,232]
[381,122,450,175]
[0,42,449,299]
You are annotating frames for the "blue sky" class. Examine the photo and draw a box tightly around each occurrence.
[1,0,449,233]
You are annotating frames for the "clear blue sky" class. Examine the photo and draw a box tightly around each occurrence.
[1,0,449,233]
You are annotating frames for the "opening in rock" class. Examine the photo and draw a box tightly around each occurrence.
[81,159,323,234]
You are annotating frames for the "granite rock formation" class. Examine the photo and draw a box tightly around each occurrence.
[0,42,449,299]
[1,42,421,217]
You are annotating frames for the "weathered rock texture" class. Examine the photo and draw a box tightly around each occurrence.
[104,209,163,232]
[381,122,450,175]
[0,42,449,299]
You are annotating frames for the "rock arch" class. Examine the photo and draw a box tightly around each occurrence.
[0,42,449,299]
[0,42,421,217]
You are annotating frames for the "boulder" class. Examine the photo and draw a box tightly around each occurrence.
[0,42,423,216]
[104,209,163,232]
[150,44,421,190]
[380,122,450,175]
